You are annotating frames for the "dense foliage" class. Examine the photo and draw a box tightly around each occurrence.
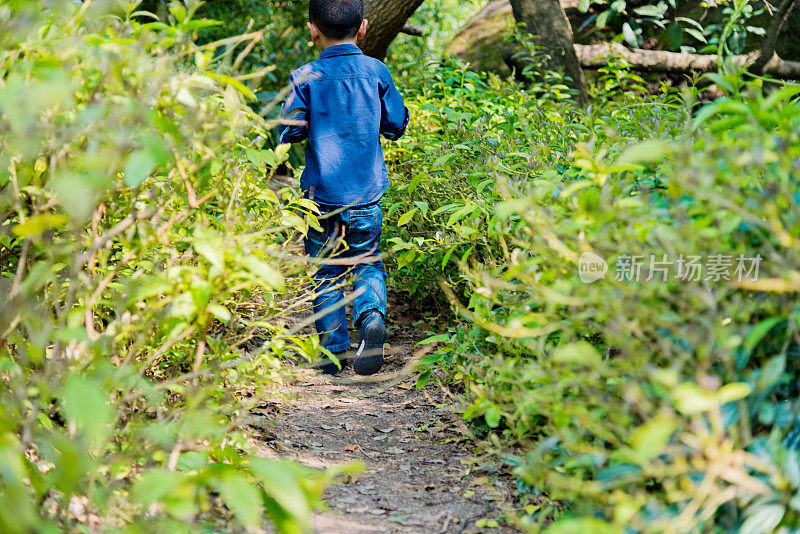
[385,58,800,531]
[2,0,798,532]
[576,0,769,54]
[0,1,346,531]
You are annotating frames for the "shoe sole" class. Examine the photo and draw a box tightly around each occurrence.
[354,321,385,376]
[315,357,349,375]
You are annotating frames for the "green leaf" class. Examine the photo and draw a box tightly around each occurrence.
[416,334,450,346]
[397,208,418,227]
[123,149,157,187]
[279,212,307,233]
[131,469,181,506]
[53,172,101,222]
[416,370,431,389]
[744,317,784,354]
[673,383,717,415]
[433,153,456,168]
[249,460,312,526]
[441,244,458,271]
[238,256,284,290]
[206,72,256,101]
[12,213,68,237]
[208,304,232,323]
[739,503,785,534]
[684,27,707,43]
[783,451,800,487]
[758,355,786,391]
[485,405,501,428]
[246,147,284,169]
[596,9,611,27]
[614,140,674,167]
[633,4,666,17]
[133,275,173,302]
[622,22,640,47]
[194,227,224,272]
[217,473,262,527]
[60,375,113,442]
[630,416,677,461]
[446,203,477,228]
[552,342,602,368]
[716,382,752,404]
[407,172,425,194]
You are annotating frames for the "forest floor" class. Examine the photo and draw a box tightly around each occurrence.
[250,293,520,533]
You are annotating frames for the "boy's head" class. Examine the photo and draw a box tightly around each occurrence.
[308,0,367,48]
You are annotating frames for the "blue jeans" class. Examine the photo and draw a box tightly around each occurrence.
[305,202,387,354]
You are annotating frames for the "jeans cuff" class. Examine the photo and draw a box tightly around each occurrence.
[325,342,351,354]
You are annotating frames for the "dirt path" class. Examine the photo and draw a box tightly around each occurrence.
[252,304,519,533]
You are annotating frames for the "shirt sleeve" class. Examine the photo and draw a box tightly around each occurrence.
[379,67,410,141]
[278,72,309,144]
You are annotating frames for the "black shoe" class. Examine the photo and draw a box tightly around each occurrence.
[314,352,349,375]
[354,312,385,376]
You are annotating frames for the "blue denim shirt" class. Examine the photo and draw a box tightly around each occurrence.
[279,44,410,207]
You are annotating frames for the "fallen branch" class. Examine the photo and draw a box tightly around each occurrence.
[574,42,800,79]
[399,23,425,36]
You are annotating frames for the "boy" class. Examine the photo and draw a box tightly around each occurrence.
[279,0,409,375]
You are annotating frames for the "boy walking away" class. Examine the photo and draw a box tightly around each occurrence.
[279,0,409,375]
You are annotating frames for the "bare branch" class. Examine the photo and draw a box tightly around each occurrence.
[399,23,425,36]
[575,42,800,79]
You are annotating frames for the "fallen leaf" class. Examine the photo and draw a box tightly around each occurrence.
[344,444,358,453]
[373,435,388,441]
[472,476,489,486]
[397,383,414,390]
[386,447,404,455]
[374,427,394,434]
[368,509,386,515]
[344,421,356,432]
[320,424,335,430]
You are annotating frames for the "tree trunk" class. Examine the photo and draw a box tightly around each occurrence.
[508,0,588,105]
[575,42,800,79]
[359,0,426,60]
[752,0,798,74]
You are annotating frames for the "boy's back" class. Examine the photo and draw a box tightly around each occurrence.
[280,44,409,207]
[279,0,409,376]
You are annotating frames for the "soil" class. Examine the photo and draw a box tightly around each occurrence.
[251,297,520,534]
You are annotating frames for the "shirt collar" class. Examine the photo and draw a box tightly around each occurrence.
[319,44,363,59]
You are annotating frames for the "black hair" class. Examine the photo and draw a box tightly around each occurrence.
[309,0,364,40]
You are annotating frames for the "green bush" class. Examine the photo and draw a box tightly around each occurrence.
[0,1,342,531]
[386,57,800,532]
